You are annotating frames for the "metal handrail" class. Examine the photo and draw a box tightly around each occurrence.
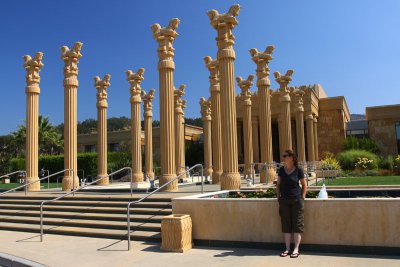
[126,163,204,250]
[0,169,73,197]
[0,170,26,180]
[39,167,132,242]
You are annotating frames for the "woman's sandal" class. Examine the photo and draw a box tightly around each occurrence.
[280,251,290,257]
[290,252,300,258]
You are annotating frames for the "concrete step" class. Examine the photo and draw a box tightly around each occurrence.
[0,199,171,209]
[0,195,172,203]
[0,216,161,232]
[0,210,165,223]
[0,204,172,215]
[0,222,161,241]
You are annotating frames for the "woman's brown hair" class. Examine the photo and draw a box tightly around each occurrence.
[284,149,298,167]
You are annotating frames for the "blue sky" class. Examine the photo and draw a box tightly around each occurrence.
[1,0,399,135]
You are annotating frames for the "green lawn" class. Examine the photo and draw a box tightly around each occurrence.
[0,183,61,190]
[316,176,400,186]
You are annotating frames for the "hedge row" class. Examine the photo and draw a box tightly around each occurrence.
[336,149,380,170]
[10,152,131,182]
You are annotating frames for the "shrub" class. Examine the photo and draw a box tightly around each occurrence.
[321,153,341,170]
[379,155,394,170]
[336,149,379,170]
[394,155,400,169]
[342,136,379,153]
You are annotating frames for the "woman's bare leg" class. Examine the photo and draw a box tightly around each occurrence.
[284,233,291,251]
[293,233,301,254]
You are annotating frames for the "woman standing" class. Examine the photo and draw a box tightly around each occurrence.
[276,149,307,258]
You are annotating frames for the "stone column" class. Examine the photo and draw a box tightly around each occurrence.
[127,68,145,183]
[174,85,186,178]
[61,42,83,191]
[250,46,275,182]
[274,70,294,155]
[251,117,260,164]
[237,75,254,178]
[151,18,180,191]
[23,52,44,191]
[306,112,315,162]
[94,74,111,185]
[143,89,155,180]
[200,98,213,178]
[207,4,241,190]
[204,56,223,184]
[313,115,319,161]
[294,87,306,164]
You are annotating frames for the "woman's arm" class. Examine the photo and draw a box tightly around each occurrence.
[300,178,307,199]
[276,176,281,199]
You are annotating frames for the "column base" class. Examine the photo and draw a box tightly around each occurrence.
[132,172,144,183]
[96,174,109,186]
[26,177,40,192]
[160,174,179,192]
[62,175,80,191]
[260,168,276,184]
[220,172,241,190]
[176,168,187,179]
[211,171,222,184]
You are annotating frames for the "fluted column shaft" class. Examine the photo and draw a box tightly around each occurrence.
[205,56,223,184]
[241,99,253,176]
[250,46,275,183]
[143,90,155,180]
[94,74,110,185]
[200,98,213,177]
[313,116,319,160]
[24,52,43,191]
[280,95,292,153]
[306,113,315,162]
[62,42,82,191]
[175,107,185,177]
[127,69,145,183]
[144,110,154,179]
[294,90,306,164]
[251,117,260,163]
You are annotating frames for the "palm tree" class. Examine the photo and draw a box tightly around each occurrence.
[11,115,63,156]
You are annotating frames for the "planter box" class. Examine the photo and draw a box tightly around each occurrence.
[161,214,192,253]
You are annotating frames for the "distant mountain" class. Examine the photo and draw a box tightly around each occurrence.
[350,114,366,121]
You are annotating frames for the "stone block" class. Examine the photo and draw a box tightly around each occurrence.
[161,214,192,253]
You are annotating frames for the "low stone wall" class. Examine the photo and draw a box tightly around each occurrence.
[172,193,400,249]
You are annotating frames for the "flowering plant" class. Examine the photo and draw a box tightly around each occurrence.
[394,155,400,170]
[355,157,375,170]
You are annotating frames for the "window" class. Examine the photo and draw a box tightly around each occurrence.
[396,122,400,154]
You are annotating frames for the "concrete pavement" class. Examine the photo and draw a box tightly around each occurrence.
[0,230,399,267]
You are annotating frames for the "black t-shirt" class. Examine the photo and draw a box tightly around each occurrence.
[278,166,305,199]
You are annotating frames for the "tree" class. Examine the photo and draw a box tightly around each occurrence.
[11,115,63,156]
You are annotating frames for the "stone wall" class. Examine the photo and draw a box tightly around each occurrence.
[173,195,400,248]
[368,119,398,156]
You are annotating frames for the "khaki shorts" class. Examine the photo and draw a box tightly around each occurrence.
[278,198,305,233]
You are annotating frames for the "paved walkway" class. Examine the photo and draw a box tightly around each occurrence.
[0,230,398,267]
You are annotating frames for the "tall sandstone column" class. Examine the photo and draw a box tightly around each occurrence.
[126,68,145,183]
[174,85,186,178]
[23,52,44,191]
[313,115,319,160]
[237,75,254,178]
[151,18,180,191]
[208,4,241,189]
[62,42,83,191]
[294,87,306,164]
[274,70,294,155]
[250,46,275,183]
[251,117,260,164]
[143,89,155,180]
[306,112,315,162]
[200,98,213,178]
[94,74,111,185]
[204,56,223,184]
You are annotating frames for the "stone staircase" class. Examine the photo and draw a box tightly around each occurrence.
[0,195,172,242]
